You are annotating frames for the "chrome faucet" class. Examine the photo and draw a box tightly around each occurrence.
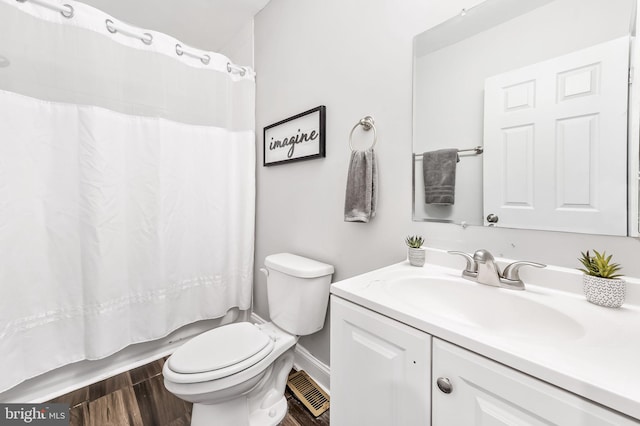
[448,249,545,290]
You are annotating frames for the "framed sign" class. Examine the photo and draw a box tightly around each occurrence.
[263,106,326,166]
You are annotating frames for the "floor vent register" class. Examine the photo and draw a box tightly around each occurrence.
[286,370,330,417]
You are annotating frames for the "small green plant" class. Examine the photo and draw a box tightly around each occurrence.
[578,250,623,279]
[405,235,424,249]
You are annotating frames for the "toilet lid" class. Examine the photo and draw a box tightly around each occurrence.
[168,323,274,374]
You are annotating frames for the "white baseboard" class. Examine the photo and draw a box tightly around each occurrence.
[250,313,330,394]
[249,312,266,325]
[292,344,330,394]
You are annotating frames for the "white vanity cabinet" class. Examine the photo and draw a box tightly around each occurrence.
[330,292,640,425]
[432,338,638,425]
[330,295,431,426]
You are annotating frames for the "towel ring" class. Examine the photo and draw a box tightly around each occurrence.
[349,116,377,151]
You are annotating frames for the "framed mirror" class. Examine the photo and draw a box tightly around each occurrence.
[412,0,639,236]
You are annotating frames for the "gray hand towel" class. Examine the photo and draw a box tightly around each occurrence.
[423,149,459,205]
[344,148,378,222]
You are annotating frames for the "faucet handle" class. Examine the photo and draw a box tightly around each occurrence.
[472,249,495,263]
[448,251,478,274]
[502,261,546,281]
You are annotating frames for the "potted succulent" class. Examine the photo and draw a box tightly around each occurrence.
[406,235,426,267]
[578,250,625,308]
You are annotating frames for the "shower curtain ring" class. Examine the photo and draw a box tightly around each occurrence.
[141,33,153,45]
[227,62,247,76]
[60,4,74,18]
[105,19,116,34]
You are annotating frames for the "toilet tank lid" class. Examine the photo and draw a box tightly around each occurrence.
[265,253,334,278]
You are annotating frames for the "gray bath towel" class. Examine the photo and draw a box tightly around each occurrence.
[423,149,459,205]
[344,148,378,222]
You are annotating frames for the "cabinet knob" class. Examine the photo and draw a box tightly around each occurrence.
[436,377,453,394]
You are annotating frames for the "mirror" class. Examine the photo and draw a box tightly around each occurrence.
[412,0,638,236]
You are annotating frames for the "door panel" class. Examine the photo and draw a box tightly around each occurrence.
[484,36,629,235]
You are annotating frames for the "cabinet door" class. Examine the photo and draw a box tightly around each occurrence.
[330,296,431,426]
[432,338,639,425]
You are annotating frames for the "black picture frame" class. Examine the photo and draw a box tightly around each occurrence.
[263,106,326,166]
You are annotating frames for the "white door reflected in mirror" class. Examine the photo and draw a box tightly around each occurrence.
[483,36,629,236]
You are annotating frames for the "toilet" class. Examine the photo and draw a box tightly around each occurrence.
[163,253,334,426]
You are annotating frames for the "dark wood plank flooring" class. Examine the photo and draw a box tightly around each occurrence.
[48,357,329,426]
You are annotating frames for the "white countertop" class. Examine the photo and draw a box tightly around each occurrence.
[330,253,640,421]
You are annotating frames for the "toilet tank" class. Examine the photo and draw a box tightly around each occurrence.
[264,253,334,336]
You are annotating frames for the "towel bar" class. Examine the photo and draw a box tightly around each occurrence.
[349,116,377,151]
[413,146,483,159]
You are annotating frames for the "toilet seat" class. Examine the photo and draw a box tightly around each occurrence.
[167,323,275,382]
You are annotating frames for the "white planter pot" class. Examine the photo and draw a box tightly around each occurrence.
[408,247,426,267]
[583,275,625,308]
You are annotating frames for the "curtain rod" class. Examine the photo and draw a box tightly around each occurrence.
[14,0,248,75]
[16,0,73,17]
[105,18,153,45]
[176,43,210,65]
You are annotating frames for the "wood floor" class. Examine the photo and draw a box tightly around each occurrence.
[48,357,329,426]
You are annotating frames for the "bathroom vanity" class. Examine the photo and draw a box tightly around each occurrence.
[329,250,640,425]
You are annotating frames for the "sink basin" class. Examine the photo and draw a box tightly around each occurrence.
[384,276,585,342]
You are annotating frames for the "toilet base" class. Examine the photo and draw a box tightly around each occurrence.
[190,395,287,426]
[248,395,287,426]
[186,347,296,426]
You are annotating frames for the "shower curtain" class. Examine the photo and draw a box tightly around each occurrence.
[0,0,255,392]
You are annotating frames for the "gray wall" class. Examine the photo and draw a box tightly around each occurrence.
[254,0,640,370]
[253,0,484,366]
[220,22,254,67]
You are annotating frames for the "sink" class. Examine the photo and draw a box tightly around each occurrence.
[384,276,585,342]
[330,258,640,420]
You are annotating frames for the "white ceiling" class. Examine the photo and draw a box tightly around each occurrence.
[76,0,270,52]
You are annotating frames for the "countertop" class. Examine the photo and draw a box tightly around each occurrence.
[330,255,640,421]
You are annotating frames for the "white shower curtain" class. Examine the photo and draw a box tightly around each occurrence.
[0,0,255,392]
